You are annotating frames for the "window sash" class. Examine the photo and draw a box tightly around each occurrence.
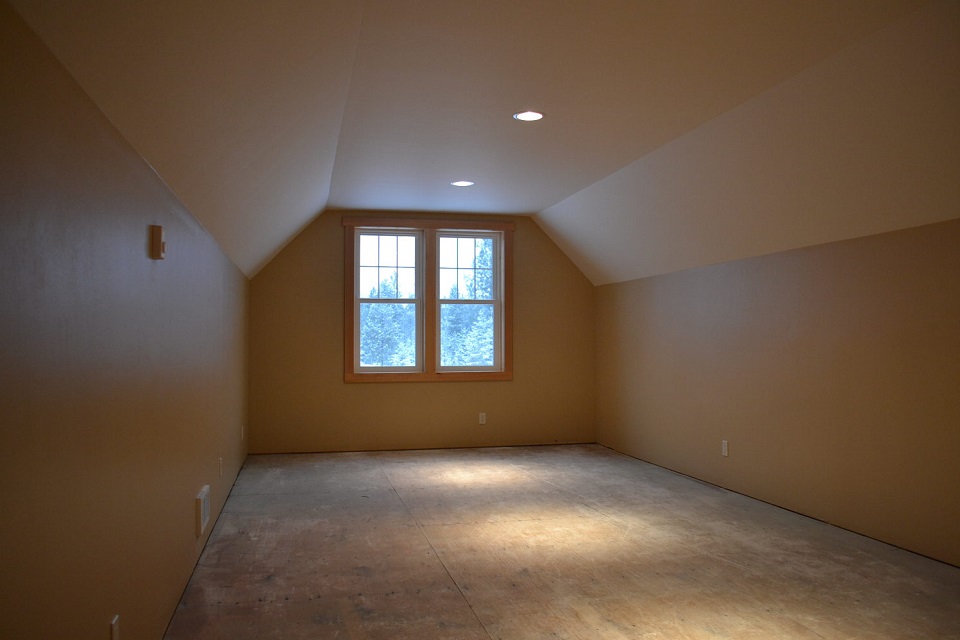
[354,229,422,373]
[437,300,501,371]
[436,230,502,372]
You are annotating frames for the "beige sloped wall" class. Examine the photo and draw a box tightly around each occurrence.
[249,210,595,453]
[0,5,247,638]
[537,0,959,286]
[597,219,960,566]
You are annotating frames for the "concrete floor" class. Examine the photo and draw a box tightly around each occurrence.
[165,445,960,639]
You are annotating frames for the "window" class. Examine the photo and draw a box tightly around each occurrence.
[343,217,513,382]
[356,230,420,370]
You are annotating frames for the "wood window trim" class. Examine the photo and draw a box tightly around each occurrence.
[343,217,514,383]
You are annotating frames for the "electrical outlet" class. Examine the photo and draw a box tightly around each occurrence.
[721,440,729,457]
[479,412,486,425]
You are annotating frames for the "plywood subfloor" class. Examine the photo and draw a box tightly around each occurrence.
[164,445,960,639]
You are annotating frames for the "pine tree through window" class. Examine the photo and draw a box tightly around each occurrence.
[343,217,513,382]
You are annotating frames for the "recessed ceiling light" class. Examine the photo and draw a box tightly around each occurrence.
[450,180,475,187]
[513,110,544,122]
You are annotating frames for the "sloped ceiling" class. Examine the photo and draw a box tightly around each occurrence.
[8,0,957,281]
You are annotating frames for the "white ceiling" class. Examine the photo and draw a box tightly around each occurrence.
[9,0,956,281]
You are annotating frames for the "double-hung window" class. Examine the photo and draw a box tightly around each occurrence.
[356,230,421,371]
[344,217,513,382]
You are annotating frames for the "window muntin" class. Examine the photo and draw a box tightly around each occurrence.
[343,217,514,383]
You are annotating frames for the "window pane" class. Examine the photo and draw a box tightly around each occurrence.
[439,268,458,300]
[440,303,494,367]
[398,235,416,267]
[475,268,493,299]
[397,267,416,299]
[359,234,379,266]
[439,237,457,268]
[475,237,493,268]
[379,235,398,266]
[378,268,398,297]
[458,238,475,268]
[457,269,475,299]
[359,267,379,298]
[359,302,417,367]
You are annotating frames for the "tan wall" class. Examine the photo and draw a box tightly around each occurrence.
[249,210,595,453]
[596,219,960,567]
[0,6,247,639]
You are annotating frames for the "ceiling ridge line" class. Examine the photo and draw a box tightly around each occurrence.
[326,0,369,213]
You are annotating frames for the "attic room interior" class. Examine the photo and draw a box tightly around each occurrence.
[1,0,958,637]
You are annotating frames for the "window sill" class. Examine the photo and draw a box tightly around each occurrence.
[344,371,513,383]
